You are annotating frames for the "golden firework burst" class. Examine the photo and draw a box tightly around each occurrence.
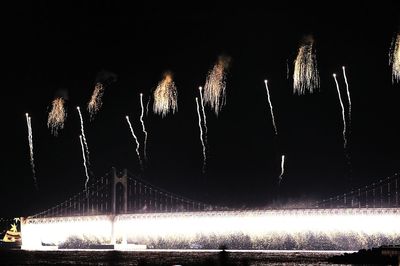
[204,56,231,115]
[153,72,178,117]
[293,35,320,95]
[47,97,66,136]
[88,83,104,119]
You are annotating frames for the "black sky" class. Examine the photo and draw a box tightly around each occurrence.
[2,1,400,217]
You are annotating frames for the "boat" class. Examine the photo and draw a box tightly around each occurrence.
[0,219,21,250]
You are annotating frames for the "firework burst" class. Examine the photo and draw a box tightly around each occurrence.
[153,72,178,117]
[204,55,231,115]
[293,36,320,95]
[47,97,67,136]
[87,83,104,120]
[26,113,38,189]
[389,32,400,83]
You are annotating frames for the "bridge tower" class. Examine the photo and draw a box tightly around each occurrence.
[112,168,128,214]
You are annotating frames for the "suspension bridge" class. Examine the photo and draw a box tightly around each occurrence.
[5,168,400,250]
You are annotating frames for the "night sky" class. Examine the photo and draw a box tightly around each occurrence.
[2,1,400,217]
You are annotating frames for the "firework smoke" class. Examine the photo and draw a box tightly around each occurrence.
[153,72,178,117]
[264,80,278,135]
[333,74,347,149]
[389,33,400,83]
[87,83,104,120]
[278,155,285,185]
[342,66,351,128]
[126,115,143,170]
[198,86,208,139]
[47,97,66,136]
[77,106,90,165]
[196,97,206,173]
[204,55,231,115]
[79,135,90,192]
[293,36,320,95]
[140,93,148,162]
[25,113,38,189]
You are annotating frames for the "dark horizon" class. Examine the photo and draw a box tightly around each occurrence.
[2,1,400,217]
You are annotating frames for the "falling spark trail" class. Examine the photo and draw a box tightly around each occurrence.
[196,97,206,173]
[47,97,66,136]
[79,135,90,192]
[278,155,285,185]
[286,59,289,80]
[153,72,178,117]
[333,74,347,149]
[146,96,150,116]
[139,93,148,162]
[77,106,90,165]
[126,115,143,170]
[389,33,400,83]
[204,56,230,115]
[293,36,320,95]
[342,66,351,128]
[25,113,38,189]
[198,86,208,138]
[264,80,278,135]
[88,83,104,120]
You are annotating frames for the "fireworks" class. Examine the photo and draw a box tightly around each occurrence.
[333,74,347,149]
[139,94,148,162]
[126,115,143,170]
[198,86,208,140]
[342,66,351,128]
[22,208,400,251]
[25,113,38,189]
[204,56,231,115]
[153,72,178,117]
[279,155,285,185]
[286,59,290,80]
[196,97,206,173]
[146,96,150,117]
[87,83,104,120]
[47,97,66,136]
[264,80,278,135]
[79,135,90,192]
[389,33,400,83]
[293,36,320,95]
[76,107,91,166]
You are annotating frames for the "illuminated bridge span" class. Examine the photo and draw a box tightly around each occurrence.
[31,168,222,219]
[20,169,400,251]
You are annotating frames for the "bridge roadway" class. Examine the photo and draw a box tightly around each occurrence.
[21,208,400,250]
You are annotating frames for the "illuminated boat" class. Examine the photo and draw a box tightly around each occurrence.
[0,221,22,249]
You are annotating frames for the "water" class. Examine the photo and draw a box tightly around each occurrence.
[0,250,348,265]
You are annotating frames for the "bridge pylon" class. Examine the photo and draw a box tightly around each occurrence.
[112,168,128,215]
